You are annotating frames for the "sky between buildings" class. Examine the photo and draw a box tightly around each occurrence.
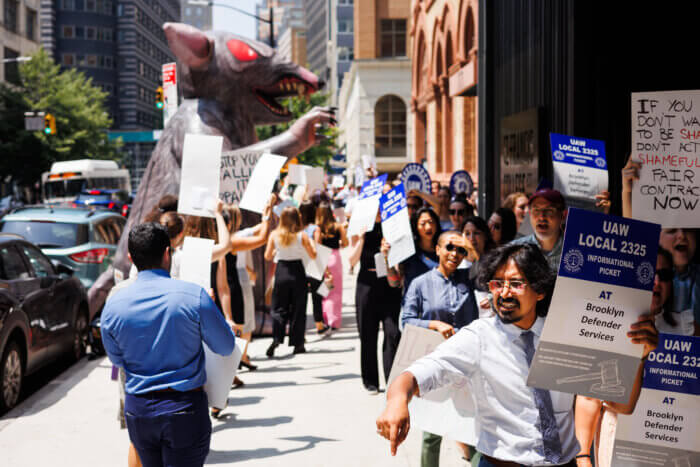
[211,0,258,40]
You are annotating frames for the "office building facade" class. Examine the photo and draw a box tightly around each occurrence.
[1,0,40,84]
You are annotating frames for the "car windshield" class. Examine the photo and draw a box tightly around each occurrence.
[0,221,89,248]
[76,193,112,203]
[44,179,86,200]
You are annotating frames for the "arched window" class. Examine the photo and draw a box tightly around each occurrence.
[375,95,406,157]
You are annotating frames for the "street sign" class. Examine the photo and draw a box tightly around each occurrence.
[162,63,178,127]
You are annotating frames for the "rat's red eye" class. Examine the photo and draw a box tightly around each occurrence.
[227,39,258,62]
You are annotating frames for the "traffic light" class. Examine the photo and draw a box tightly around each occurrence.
[43,113,56,135]
[155,86,164,109]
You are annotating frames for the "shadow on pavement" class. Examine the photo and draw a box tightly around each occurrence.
[251,361,341,373]
[314,372,361,383]
[225,396,264,407]
[215,415,293,431]
[206,435,338,463]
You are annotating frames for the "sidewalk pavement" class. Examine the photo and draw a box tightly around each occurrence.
[0,252,469,467]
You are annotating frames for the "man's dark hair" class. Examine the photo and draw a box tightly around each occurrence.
[477,243,555,317]
[128,222,171,271]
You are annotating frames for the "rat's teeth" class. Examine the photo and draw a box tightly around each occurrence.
[298,84,305,96]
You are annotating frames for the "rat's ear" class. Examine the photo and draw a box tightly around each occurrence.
[163,22,213,70]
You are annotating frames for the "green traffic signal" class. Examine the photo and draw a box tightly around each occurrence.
[155,86,164,110]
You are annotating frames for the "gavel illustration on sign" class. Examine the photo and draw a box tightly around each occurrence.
[555,359,625,397]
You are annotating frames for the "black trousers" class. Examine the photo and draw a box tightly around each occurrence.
[355,275,401,388]
[271,260,308,347]
[308,277,324,323]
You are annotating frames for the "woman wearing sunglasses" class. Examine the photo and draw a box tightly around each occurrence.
[575,246,699,467]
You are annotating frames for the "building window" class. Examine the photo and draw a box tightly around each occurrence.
[75,26,84,38]
[85,0,95,11]
[375,95,406,157]
[339,0,353,4]
[60,0,74,10]
[75,0,84,10]
[25,8,37,40]
[62,53,75,66]
[3,48,20,84]
[380,19,406,57]
[337,19,353,33]
[87,54,97,66]
[337,46,353,61]
[86,26,95,39]
[4,0,18,32]
[62,25,74,38]
[116,4,123,16]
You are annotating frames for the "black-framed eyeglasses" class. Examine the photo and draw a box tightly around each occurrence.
[656,268,673,282]
[445,243,467,256]
[449,209,467,216]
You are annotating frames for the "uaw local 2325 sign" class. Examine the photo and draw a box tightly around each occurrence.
[450,170,474,195]
[401,163,432,193]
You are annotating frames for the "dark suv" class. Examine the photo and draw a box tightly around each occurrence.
[0,234,89,412]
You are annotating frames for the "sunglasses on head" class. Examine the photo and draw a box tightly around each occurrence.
[445,243,468,256]
[656,268,673,282]
[449,209,467,216]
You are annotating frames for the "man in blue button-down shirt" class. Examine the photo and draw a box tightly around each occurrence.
[401,230,479,466]
[377,243,658,467]
[101,222,235,467]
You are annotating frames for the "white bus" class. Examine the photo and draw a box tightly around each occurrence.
[41,159,132,204]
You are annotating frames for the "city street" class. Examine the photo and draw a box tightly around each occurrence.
[0,252,467,467]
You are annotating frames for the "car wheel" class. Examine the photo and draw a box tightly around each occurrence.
[72,310,89,361]
[0,341,23,412]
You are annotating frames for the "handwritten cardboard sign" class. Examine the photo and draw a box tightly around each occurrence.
[219,150,263,205]
[631,90,700,227]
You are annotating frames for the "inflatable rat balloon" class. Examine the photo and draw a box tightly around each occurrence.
[87,22,335,315]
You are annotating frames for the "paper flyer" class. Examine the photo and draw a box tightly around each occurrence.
[631,90,700,227]
[550,133,608,201]
[287,163,311,185]
[380,184,415,268]
[239,153,287,213]
[178,134,223,218]
[527,208,661,403]
[203,338,244,409]
[611,334,700,466]
[179,236,215,290]
[387,325,477,445]
[303,243,332,282]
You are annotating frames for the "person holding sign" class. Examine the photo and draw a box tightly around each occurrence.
[574,246,696,467]
[409,186,453,231]
[509,188,567,272]
[621,158,700,328]
[101,223,236,467]
[400,230,479,466]
[314,202,349,330]
[376,243,658,466]
[349,189,402,395]
[264,206,317,357]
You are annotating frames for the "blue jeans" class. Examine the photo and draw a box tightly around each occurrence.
[125,390,211,467]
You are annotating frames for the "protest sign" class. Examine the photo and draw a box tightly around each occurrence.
[219,150,263,204]
[387,325,477,445]
[287,163,311,185]
[203,338,244,408]
[355,165,365,187]
[362,154,376,170]
[550,133,608,201]
[347,174,387,237]
[631,90,700,227]
[611,334,699,466]
[380,184,415,267]
[304,167,325,193]
[179,237,214,290]
[401,163,432,193]
[178,134,223,217]
[239,153,287,213]
[527,208,661,403]
[303,243,332,281]
[450,170,474,196]
[332,176,345,188]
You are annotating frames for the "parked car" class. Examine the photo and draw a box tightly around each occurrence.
[0,234,89,412]
[73,189,130,217]
[0,207,126,290]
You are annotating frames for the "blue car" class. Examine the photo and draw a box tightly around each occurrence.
[0,207,126,294]
[73,189,130,217]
